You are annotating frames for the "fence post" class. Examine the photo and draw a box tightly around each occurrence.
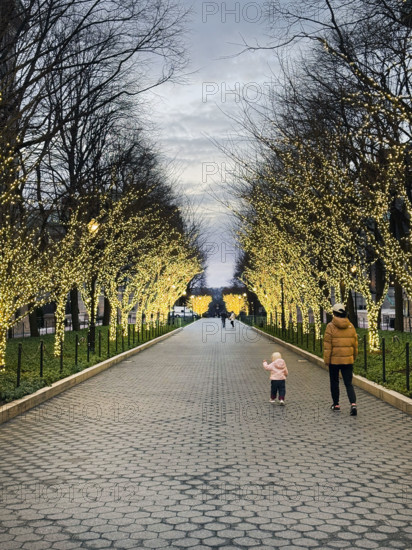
[98,331,102,358]
[313,329,316,352]
[406,342,410,392]
[107,329,110,358]
[122,330,124,352]
[128,324,130,347]
[382,337,386,382]
[115,327,118,352]
[87,334,90,362]
[17,343,22,387]
[363,334,367,371]
[40,340,44,378]
[75,334,79,366]
[133,324,135,345]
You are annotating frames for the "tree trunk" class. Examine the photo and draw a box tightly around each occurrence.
[89,275,97,352]
[54,296,67,356]
[70,287,80,331]
[103,296,111,326]
[394,281,404,332]
[28,304,40,337]
[374,260,386,329]
[0,326,7,370]
[339,280,346,302]
[346,291,358,328]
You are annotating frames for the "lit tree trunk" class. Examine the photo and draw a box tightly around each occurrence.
[0,326,7,371]
[89,275,98,352]
[314,308,322,340]
[302,308,310,335]
[120,309,128,336]
[105,285,119,342]
[291,304,297,331]
[364,284,388,351]
[54,294,67,356]
[375,260,386,330]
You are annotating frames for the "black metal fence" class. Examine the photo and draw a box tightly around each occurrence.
[9,319,190,392]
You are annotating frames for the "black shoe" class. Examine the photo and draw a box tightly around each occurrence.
[350,405,357,416]
[330,404,340,411]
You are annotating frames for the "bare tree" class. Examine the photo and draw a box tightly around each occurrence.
[0,0,189,213]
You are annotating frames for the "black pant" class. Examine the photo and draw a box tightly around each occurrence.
[230,320,234,327]
[271,380,286,400]
[329,364,356,405]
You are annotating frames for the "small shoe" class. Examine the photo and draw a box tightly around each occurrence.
[330,404,340,411]
[269,399,276,403]
[350,405,357,416]
[279,400,285,406]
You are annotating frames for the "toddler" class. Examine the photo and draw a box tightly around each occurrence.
[263,352,288,405]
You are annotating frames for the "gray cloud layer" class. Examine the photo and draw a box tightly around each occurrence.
[148,1,277,286]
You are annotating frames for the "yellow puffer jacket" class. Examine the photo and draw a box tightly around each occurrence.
[323,316,358,365]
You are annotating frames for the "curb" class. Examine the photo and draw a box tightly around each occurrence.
[251,326,412,416]
[0,327,183,426]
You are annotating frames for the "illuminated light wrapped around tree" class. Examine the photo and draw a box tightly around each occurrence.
[189,295,212,317]
[222,293,248,316]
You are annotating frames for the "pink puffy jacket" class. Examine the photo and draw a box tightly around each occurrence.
[263,358,288,380]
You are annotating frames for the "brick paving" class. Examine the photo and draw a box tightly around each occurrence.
[0,318,411,550]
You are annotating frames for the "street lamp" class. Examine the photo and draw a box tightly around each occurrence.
[281,278,285,332]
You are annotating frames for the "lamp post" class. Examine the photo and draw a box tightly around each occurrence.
[281,278,285,331]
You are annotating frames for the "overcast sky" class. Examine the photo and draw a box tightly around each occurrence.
[148,0,279,287]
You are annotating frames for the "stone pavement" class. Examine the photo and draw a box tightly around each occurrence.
[0,319,411,550]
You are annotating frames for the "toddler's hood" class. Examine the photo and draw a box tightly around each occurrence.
[273,358,286,368]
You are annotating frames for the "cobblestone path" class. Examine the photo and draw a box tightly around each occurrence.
[0,319,411,549]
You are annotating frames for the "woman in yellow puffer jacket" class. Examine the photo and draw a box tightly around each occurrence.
[323,303,358,415]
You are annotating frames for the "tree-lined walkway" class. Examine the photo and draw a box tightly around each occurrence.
[0,319,411,549]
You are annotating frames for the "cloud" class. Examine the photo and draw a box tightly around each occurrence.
[147,0,276,286]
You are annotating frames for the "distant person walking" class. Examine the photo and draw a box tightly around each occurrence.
[323,303,358,416]
[229,312,236,328]
[263,351,288,405]
[220,311,227,328]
